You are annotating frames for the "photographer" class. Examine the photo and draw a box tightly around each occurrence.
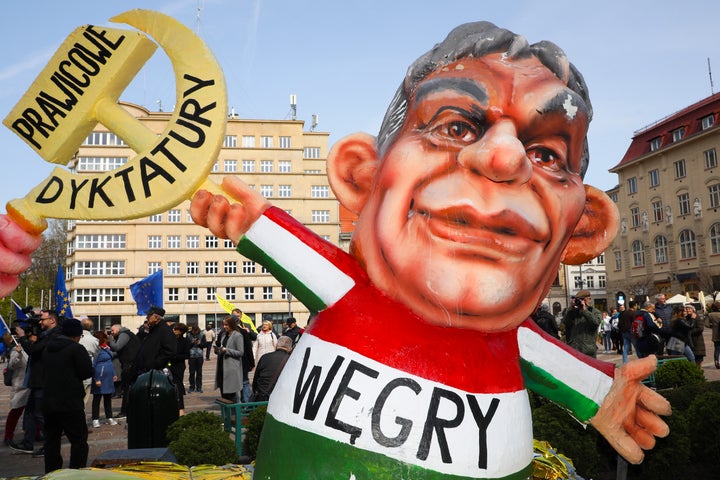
[561,290,602,358]
[9,309,61,455]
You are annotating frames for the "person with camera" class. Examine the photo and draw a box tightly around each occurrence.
[561,290,602,358]
[9,309,61,456]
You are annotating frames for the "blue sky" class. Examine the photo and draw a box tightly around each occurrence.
[1,0,719,210]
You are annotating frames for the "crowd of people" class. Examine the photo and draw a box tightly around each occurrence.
[533,291,720,369]
[1,305,301,472]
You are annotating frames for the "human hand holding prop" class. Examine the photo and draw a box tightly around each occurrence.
[590,355,671,464]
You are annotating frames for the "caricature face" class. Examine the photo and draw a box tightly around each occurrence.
[350,54,590,332]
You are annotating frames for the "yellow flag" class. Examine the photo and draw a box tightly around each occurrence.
[215,293,257,334]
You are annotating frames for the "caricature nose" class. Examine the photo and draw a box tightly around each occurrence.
[457,119,530,184]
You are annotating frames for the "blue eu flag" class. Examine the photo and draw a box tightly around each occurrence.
[54,264,73,319]
[130,270,164,316]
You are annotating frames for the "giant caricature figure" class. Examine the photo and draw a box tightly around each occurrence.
[0,21,670,480]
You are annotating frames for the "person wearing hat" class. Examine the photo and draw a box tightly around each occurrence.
[532,303,559,339]
[561,290,602,358]
[281,317,302,346]
[251,336,293,402]
[42,318,94,472]
[134,306,177,376]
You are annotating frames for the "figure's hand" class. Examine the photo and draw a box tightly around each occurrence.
[590,355,671,464]
[190,176,271,243]
[0,214,42,298]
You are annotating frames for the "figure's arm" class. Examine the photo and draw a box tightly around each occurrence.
[0,214,43,298]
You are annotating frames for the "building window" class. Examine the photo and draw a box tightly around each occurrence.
[242,160,255,172]
[241,261,255,274]
[701,114,715,130]
[312,210,330,223]
[260,185,273,197]
[186,210,193,222]
[627,177,637,194]
[77,156,128,172]
[263,286,273,300]
[710,223,720,254]
[75,234,125,250]
[704,148,718,169]
[187,287,198,301]
[167,235,181,249]
[598,275,606,288]
[260,136,273,148]
[149,214,162,223]
[206,287,216,301]
[261,266,270,274]
[187,235,199,248]
[678,192,691,216]
[242,135,255,148]
[632,240,645,267]
[630,206,640,228]
[84,132,126,146]
[168,288,179,302]
[278,160,291,173]
[148,235,162,249]
[279,136,291,148]
[260,160,273,173]
[224,159,237,172]
[205,261,218,275]
[672,127,685,142]
[224,135,237,148]
[167,261,180,275]
[187,261,199,275]
[648,169,660,188]
[205,236,218,248]
[211,161,219,172]
[311,185,330,198]
[652,200,664,223]
[148,262,161,274]
[278,185,292,197]
[614,251,622,271]
[596,253,605,265]
[224,261,237,274]
[224,239,234,248]
[709,184,720,208]
[75,261,125,276]
[674,159,686,179]
[649,137,662,151]
[225,287,236,301]
[679,229,697,259]
[168,209,181,222]
[304,147,320,158]
[244,287,255,300]
[654,235,668,264]
[573,276,582,289]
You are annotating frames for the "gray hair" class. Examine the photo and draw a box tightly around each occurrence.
[377,21,592,178]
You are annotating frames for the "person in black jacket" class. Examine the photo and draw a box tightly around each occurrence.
[134,306,176,375]
[532,304,559,339]
[42,318,93,472]
[109,324,140,419]
[169,323,191,415]
[251,336,293,402]
[10,309,61,455]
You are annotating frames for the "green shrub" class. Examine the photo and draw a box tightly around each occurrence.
[627,409,690,480]
[242,405,267,460]
[654,359,705,389]
[166,411,223,443]
[167,411,236,466]
[686,391,720,463]
[532,402,604,477]
[169,425,237,466]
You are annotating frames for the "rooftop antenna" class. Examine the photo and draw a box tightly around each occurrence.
[709,58,715,95]
[156,99,163,112]
[290,94,297,121]
[196,0,204,36]
[229,106,238,119]
[310,114,319,131]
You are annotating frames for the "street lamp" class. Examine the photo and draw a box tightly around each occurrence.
[287,291,292,316]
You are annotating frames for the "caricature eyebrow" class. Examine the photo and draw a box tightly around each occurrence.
[415,77,489,106]
[538,91,589,120]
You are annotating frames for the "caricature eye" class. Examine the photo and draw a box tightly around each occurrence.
[426,109,482,147]
[527,146,565,172]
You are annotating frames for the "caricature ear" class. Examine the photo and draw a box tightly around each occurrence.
[327,133,379,214]
[561,185,620,265]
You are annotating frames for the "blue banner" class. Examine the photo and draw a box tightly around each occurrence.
[54,264,73,319]
[130,270,164,316]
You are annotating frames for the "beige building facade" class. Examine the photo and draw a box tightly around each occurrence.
[607,92,720,303]
[66,103,336,332]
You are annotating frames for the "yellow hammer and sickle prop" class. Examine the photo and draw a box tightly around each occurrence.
[3,9,227,235]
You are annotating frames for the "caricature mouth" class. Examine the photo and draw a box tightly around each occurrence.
[409,201,546,259]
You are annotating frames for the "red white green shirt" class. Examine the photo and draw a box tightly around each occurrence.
[240,207,615,479]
